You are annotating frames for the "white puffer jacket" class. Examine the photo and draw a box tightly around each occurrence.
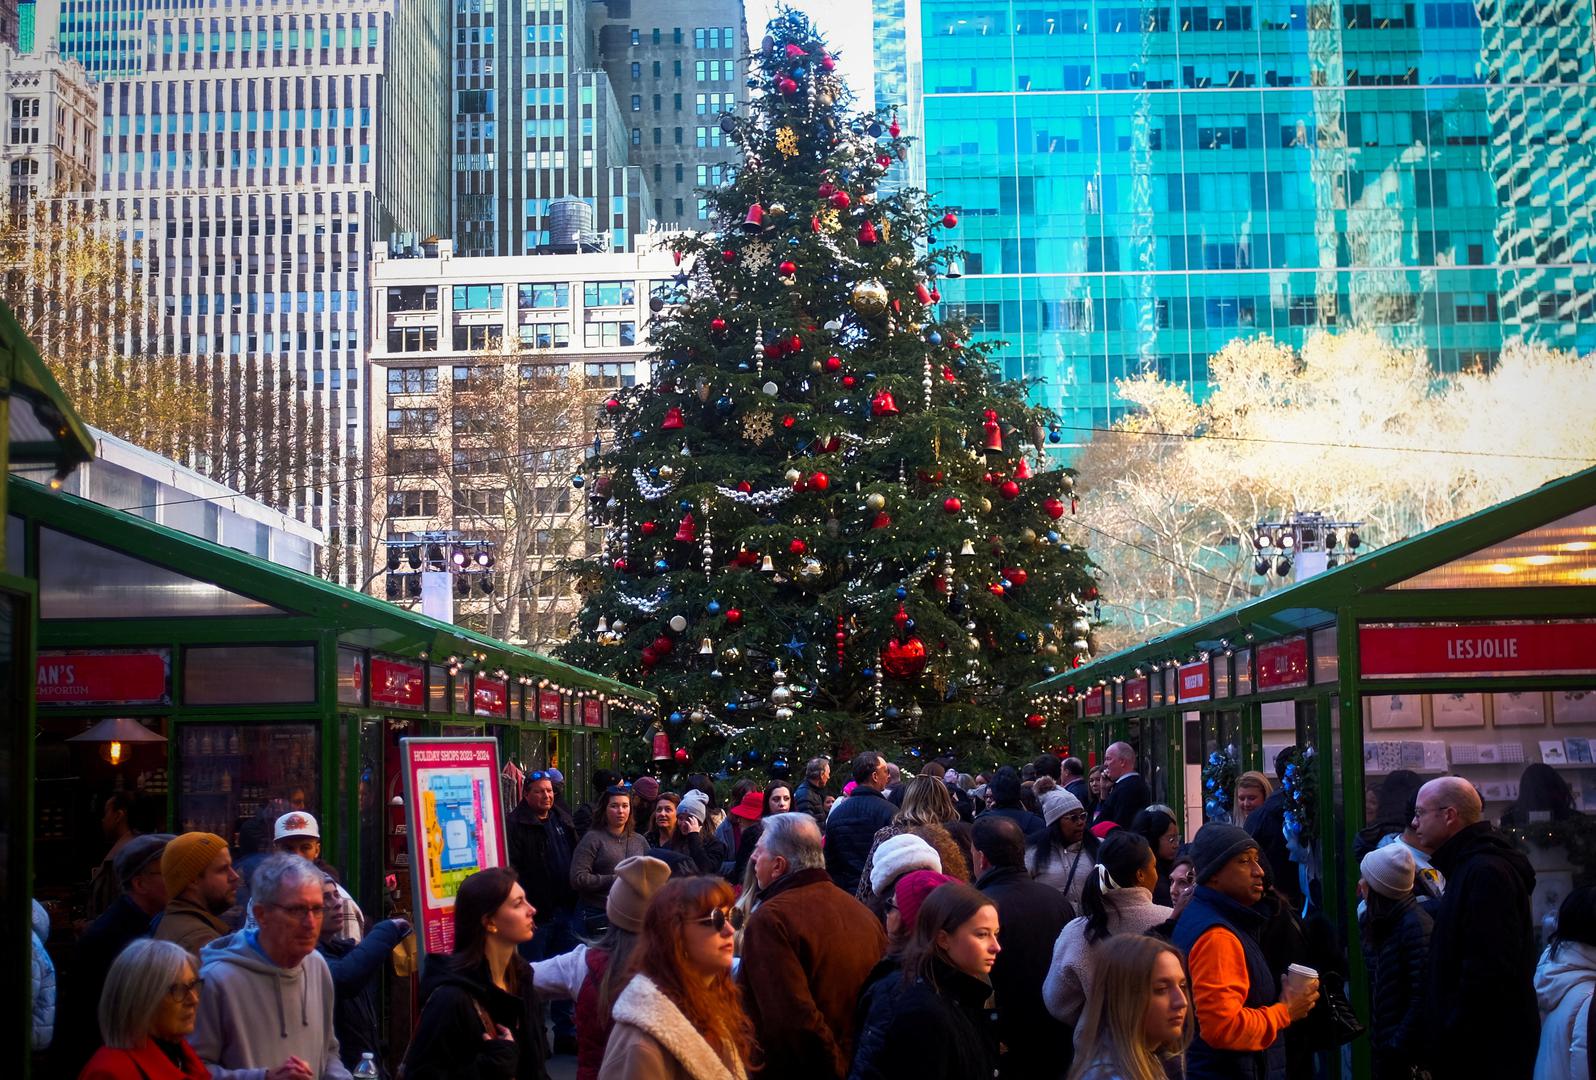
[1535,940,1596,1080]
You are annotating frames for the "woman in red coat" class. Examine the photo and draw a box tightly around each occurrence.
[79,938,210,1080]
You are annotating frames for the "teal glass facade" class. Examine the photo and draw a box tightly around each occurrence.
[909,0,1596,444]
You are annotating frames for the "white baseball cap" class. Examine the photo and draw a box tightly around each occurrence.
[274,811,320,842]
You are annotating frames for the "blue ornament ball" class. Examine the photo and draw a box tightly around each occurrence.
[1048,429,1062,443]
[631,430,643,441]
[904,618,916,632]
[571,474,585,488]
[791,65,807,78]
[862,667,875,678]
[884,706,899,718]
[649,468,660,479]
[679,499,693,511]
[707,600,722,614]
[654,559,668,572]
[1046,530,1061,543]
[725,701,739,712]
[927,331,942,345]
[746,749,761,761]
[669,711,683,724]
[895,586,908,599]
[1016,630,1028,642]
[773,758,788,770]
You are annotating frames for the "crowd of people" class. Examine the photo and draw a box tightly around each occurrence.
[39,743,1594,1080]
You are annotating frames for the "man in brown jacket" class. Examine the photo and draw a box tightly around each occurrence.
[740,812,887,1080]
[152,831,239,958]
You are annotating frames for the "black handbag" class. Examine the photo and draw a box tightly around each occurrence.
[1299,978,1366,1049]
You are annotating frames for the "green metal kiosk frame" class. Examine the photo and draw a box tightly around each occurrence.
[11,475,652,928]
[1035,465,1596,1078]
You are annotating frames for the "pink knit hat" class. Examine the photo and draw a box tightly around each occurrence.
[893,870,958,931]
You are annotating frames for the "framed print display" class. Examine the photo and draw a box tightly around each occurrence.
[1491,691,1547,727]
[1431,692,1487,729]
[1366,693,1424,731]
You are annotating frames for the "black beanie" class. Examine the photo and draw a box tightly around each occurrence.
[1191,822,1260,885]
[989,766,1022,805]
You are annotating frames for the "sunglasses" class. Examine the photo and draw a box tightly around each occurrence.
[527,770,555,783]
[605,783,632,795]
[690,907,744,933]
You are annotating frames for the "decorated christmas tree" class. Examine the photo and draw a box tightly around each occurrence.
[556,10,1098,778]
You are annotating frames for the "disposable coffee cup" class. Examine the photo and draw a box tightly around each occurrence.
[1287,963,1319,985]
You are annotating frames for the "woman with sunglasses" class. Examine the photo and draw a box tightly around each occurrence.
[1032,789,1097,910]
[848,882,1001,1080]
[599,876,754,1080]
[81,938,210,1080]
[571,784,649,935]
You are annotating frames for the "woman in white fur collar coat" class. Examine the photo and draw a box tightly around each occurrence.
[599,877,753,1080]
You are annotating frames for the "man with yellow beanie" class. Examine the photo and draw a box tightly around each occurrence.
[153,832,240,957]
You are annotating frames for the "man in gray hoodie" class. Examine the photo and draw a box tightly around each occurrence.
[192,852,351,1080]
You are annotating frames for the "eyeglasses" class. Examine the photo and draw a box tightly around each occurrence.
[690,908,743,933]
[167,978,203,1003]
[269,903,326,922]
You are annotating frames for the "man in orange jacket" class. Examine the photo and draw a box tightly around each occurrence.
[1172,823,1319,1078]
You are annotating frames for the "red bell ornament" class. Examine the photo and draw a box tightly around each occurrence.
[662,406,685,430]
[915,283,932,305]
[982,411,1004,452]
[674,512,698,543]
[1015,458,1033,480]
[870,389,900,417]
[742,203,765,233]
[890,116,902,138]
[858,220,880,245]
[785,42,807,57]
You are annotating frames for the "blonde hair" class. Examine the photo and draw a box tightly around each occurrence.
[1237,771,1273,798]
[894,774,957,827]
[1068,934,1192,1080]
[100,939,193,1049]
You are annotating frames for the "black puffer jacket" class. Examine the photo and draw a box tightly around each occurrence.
[402,953,549,1080]
[1360,895,1432,1077]
[1425,821,1538,1079]
[320,919,410,1077]
[824,788,898,894]
[849,957,999,1080]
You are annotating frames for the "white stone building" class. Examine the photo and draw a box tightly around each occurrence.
[366,233,677,646]
[1,42,95,202]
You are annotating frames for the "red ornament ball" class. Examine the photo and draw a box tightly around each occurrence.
[830,191,851,209]
[809,471,830,491]
[641,646,659,665]
[821,53,836,71]
[942,212,959,228]
[613,558,628,571]
[721,249,736,263]
[640,521,657,536]
[1044,497,1065,519]
[605,397,621,411]
[944,496,963,514]
[710,317,727,333]
[1025,713,1046,730]
[1000,480,1021,500]
[737,480,752,493]
[842,375,857,388]
[782,416,795,427]
[824,355,842,372]
[882,637,929,678]
[789,539,807,555]
[653,636,674,655]
[1009,568,1029,586]
[777,76,798,95]
[674,747,690,762]
[726,608,743,625]
[871,512,892,529]
[789,334,802,351]
[779,260,797,276]
[988,582,1007,596]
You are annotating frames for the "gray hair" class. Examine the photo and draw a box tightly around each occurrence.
[250,852,326,913]
[805,755,831,782]
[759,812,825,873]
[100,938,193,1049]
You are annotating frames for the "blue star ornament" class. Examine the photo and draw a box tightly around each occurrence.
[782,636,807,658]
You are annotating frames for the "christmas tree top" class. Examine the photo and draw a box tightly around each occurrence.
[557,9,1098,776]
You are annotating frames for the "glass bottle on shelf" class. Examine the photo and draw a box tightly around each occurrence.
[228,730,240,754]
[200,729,214,755]
[220,769,231,793]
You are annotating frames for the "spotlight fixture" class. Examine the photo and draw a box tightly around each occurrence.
[1275,556,1293,577]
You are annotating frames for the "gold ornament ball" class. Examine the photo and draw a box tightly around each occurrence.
[1020,527,1038,545]
[866,492,887,511]
[979,497,992,514]
[784,467,802,483]
[768,201,788,220]
[850,279,889,317]
[722,646,742,662]
[658,464,675,480]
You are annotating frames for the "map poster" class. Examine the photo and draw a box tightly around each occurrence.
[401,738,508,960]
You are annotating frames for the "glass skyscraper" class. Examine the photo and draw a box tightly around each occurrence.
[887,0,1596,445]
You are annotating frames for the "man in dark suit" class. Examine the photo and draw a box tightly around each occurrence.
[1062,756,1091,808]
[1099,741,1151,827]
[973,816,1073,1078]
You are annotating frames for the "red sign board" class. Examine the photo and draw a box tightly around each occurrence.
[1360,621,1596,679]
[537,689,563,723]
[400,738,507,958]
[37,651,169,705]
[1256,636,1310,691]
[370,658,425,710]
[472,677,508,718]
[1177,661,1211,703]
[1083,688,1105,717]
[582,698,603,727]
[1123,678,1149,710]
